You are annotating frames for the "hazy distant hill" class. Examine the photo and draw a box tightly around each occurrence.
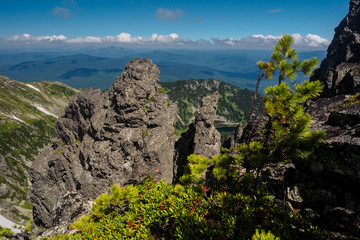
[0,75,78,224]
[0,50,326,91]
[0,54,257,90]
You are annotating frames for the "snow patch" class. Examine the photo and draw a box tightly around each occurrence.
[36,106,58,118]
[0,112,25,123]
[0,214,22,234]
[70,86,79,93]
[10,114,25,123]
[26,84,41,92]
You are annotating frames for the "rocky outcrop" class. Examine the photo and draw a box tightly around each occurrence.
[173,92,221,181]
[28,58,177,228]
[297,95,360,237]
[222,123,244,149]
[310,0,360,97]
[192,92,221,157]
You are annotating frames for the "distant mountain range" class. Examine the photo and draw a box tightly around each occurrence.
[0,49,327,91]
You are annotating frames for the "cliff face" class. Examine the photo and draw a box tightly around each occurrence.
[28,58,178,228]
[311,0,360,97]
[305,0,360,193]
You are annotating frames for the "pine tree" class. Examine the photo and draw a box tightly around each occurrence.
[243,34,325,174]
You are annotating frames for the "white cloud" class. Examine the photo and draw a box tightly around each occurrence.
[213,33,330,49]
[267,9,284,13]
[52,6,73,18]
[0,33,330,49]
[52,0,78,18]
[155,8,186,22]
[6,33,67,43]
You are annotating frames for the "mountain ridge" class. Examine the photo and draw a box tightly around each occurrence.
[0,75,78,225]
[0,50,327,92]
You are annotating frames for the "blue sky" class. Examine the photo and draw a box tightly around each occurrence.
[0,0,350,49]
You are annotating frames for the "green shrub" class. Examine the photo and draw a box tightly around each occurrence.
[252,229,279,240]
[0,226,13,238]
[50,170,325,240]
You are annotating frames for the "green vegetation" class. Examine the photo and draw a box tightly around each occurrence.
[40,81,78,99]
[0,226,14,239]
[229,34,325,184]
[161,79,258,135]
[0,76,78,224]
[341,91,360,107]
[48,35,326,240]
[50,176,324,240]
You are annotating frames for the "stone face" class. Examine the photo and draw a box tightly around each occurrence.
[311,0,360,97]
[28,58,177,228]
[173,92,221,181]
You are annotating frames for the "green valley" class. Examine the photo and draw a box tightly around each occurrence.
[161,79,258,135]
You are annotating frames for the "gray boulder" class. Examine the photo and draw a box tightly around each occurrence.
[28,58,177,228]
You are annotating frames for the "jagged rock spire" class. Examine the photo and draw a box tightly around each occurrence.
[311,0,360,97]
[28,58,178,228]
[173,92,221,182]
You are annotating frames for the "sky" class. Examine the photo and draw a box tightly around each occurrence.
[0,0,350,50]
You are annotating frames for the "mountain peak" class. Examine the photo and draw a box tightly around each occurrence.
[28,58,178,228]
[310,0,360,97]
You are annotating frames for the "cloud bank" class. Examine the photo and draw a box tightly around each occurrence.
[0,33,330,50]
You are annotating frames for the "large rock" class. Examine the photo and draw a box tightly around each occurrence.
[311,0,360,97]
[173,92,221,181]
[28,58,177,228]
